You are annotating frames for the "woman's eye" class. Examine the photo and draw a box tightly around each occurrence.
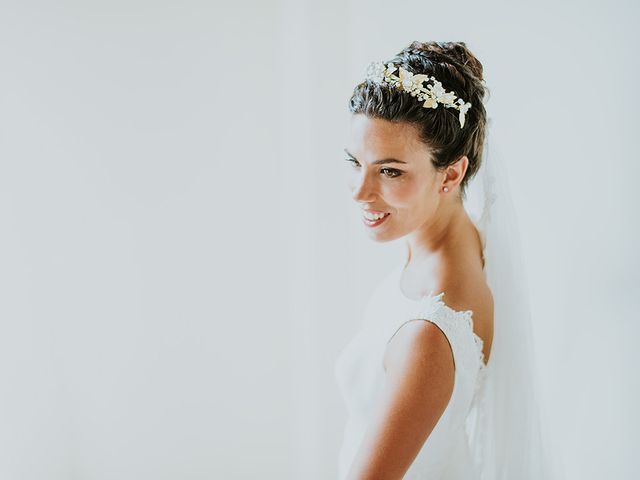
[344,159,401,179]
[381,168,402,178]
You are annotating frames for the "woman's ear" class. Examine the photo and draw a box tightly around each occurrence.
[441,155,469,190]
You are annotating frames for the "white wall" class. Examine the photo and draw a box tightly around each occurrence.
[0,1,637,479]
[0,2,292,479]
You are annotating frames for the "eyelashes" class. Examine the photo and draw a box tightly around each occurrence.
[344,158,403,179]
[380,168,403,179]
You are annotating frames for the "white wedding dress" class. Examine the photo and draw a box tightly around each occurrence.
[334,258,489,480]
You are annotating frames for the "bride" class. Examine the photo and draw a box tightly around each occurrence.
[334,41,556,479]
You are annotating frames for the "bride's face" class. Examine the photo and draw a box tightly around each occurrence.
[345,114,442,242]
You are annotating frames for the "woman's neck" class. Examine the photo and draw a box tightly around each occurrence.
[403,201,473,271]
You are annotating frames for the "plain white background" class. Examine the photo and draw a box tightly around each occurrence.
[0,1,638,479]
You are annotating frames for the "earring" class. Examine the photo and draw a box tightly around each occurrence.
[443,186,449,192]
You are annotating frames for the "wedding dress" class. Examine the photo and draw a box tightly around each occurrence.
[334,118,557,479]
[335,261,489,479]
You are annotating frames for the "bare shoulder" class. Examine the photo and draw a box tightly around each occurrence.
[346,320,455,479]
[383,317,454,375]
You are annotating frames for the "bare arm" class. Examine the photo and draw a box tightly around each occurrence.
[345,319,455,480]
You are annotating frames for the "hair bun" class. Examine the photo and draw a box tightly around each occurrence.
[407,41,484,83]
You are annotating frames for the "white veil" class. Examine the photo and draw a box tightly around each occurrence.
[463,117,558,479]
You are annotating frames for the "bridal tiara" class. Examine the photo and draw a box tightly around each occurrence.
[364,61,472,129]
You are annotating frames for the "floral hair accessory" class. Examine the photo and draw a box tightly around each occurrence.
[365,61,472,128]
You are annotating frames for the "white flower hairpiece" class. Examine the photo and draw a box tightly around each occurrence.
[365,61,472,128]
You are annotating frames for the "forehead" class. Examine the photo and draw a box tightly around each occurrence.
[347,114,430,160]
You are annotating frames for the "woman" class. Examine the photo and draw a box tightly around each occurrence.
[335,41,554,479]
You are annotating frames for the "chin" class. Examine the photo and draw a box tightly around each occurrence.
[364,227,403,243]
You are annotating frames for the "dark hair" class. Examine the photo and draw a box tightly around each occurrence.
[348,41,490,200]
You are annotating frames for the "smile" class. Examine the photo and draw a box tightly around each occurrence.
[362,212,391,227]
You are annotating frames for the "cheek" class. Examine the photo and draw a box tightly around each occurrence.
[383,178,423,207]
[384,178,438,223]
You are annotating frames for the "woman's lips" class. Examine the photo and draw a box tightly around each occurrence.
[362,212,391,227]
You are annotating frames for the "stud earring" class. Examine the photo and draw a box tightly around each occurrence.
[443,186,449,192]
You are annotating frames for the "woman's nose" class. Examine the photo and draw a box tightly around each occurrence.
[351,173,375,202]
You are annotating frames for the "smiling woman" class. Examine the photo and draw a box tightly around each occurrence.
[335,40,555,480]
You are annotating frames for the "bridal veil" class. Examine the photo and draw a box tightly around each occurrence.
[463,117,559,479]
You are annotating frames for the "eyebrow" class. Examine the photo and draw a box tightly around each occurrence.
[344,148,408,165]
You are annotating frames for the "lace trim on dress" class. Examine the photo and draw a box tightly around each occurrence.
[410,290,488,376]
